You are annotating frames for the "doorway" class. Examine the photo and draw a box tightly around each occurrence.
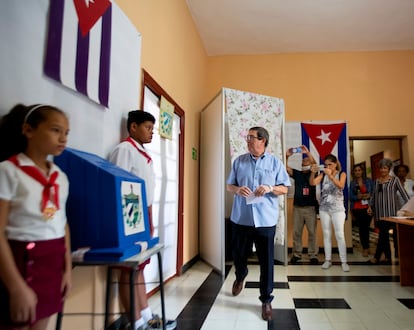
[140,70,185,292]
[349,137,404,178]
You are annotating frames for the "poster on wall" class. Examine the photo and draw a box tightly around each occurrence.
[122,181,146,235]
[44,0,141,109]
[159,96,174,139]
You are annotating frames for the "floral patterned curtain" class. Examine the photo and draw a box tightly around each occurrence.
[225,88,286,246]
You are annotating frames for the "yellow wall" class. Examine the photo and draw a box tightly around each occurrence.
[206,52,414,135]
[116,0,209,263]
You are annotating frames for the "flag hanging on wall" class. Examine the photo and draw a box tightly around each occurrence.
[301,122,348,169]
[301,121,350,214]
[286,121,350,213]
[44,0,141,108]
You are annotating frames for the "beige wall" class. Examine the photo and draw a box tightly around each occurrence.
[205,52,414,165]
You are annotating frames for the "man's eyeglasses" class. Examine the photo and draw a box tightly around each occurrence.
[246,135,262,142]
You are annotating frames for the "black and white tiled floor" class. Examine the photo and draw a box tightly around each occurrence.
[147,228,414,330]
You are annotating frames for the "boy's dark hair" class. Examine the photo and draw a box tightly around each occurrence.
[0,103,64,161]
[127,110,155,133]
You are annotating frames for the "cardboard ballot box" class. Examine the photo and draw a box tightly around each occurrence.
[55,148,158,261]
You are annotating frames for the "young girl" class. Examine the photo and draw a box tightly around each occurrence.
[0,104,71,330]
[310,154,349,272]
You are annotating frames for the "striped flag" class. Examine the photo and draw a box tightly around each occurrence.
[302,121,349,212]
[301,122,348,170]
[286,121,350,213]
[44,0,141,108]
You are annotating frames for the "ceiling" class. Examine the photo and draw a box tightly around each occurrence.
[186,0,414,56]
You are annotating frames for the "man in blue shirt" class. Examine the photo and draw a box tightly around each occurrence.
[226,126,290,321]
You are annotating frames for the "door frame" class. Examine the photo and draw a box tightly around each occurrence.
[141,69,185,274]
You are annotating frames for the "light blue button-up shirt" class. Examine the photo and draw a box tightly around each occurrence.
[227,152,291,227]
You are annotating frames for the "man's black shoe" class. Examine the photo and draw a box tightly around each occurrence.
[290,255,301,264]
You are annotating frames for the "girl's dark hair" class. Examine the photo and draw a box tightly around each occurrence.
[127,110,155,133]
[0,103,65,161]
[352,163,366,179]
[250,126,270,147]
[324,153,341,172]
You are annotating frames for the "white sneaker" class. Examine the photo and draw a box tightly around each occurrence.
[321,261,332,269]
[342,263,350,272]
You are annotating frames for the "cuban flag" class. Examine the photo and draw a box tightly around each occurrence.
[302,121,349,212]
[44,0,141,108]
[286,121,350,213]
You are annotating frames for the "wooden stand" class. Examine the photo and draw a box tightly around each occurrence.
[381,217,414,286]
[56,244,166,329]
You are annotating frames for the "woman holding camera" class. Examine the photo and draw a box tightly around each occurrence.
[310,154,349,272]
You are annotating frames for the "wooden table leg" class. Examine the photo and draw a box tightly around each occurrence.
[397,223,414,286]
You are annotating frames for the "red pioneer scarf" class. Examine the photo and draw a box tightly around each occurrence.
[8,155,60,212]
[125,137,152,164]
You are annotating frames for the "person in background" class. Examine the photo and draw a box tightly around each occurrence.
[286,145,319,265]
[0,104,72,330]
[394,164,414,207]
[367,158,409,264]
[108,110,176,330]
[349,164,374,257]
[226,127,290,321]
[310,154,349,272]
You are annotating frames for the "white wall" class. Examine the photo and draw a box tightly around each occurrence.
[0,0,141,157]
[0,2,142,328]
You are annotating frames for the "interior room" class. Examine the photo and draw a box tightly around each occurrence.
[1,1,414,329]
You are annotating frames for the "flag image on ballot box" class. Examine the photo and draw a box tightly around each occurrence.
[44,0,141,108]
[122,182,145,234]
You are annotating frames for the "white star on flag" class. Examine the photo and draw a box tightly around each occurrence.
[317,129,332,145]
[84,0,94,7]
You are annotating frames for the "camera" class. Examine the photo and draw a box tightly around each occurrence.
[318,165,325,171]
[291,147,302,153]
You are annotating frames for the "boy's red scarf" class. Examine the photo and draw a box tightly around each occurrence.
[8,155,60,213]
[125,137,152,164]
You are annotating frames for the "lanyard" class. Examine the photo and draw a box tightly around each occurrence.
[125,137,152,164]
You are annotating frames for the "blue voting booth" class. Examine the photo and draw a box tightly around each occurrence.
[55,148,159,261]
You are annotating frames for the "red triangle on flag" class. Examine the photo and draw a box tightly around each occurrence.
[302,123,345,160]
[73,0,111,37]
